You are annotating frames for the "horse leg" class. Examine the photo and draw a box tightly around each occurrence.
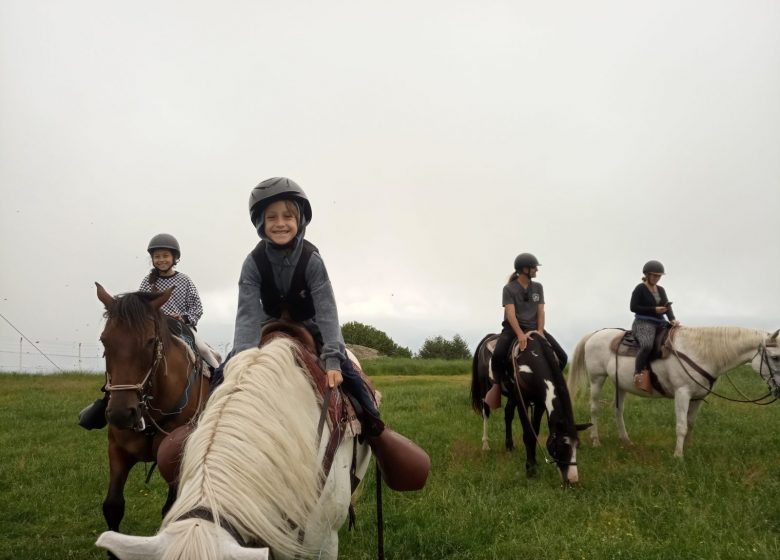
[589,372,608,447]
[517,402,537,478]
[481,404,491,451]
[683,399,704,453]
[614,386,633,446]
[161,482,177,518]
[673,389,693,458]
[103,444,134,559]
[504,398,516,451]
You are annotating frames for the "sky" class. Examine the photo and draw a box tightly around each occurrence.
[1,0,778,372]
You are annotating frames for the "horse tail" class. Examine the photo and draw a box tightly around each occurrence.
[470,334,494,414]
[568,331,594,398]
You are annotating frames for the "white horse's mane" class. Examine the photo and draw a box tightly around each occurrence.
[159,338,321,560]
[675,326,766,371]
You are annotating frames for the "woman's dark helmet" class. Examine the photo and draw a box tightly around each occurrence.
[642,260,665,275]
[514,253,541,272]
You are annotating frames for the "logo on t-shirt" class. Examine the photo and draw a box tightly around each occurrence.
[531,293,540,303]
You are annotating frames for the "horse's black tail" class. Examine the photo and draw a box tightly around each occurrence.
[470,333,495,414]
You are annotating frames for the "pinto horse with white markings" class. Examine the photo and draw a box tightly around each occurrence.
[97,335,374,560]
[95,283,210,556]
[568,326,780,458]
[471,332,590,485]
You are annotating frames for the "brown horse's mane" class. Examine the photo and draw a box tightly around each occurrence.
[102,291,172,343]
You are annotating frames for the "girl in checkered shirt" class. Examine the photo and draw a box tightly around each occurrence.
[139,233,204,327]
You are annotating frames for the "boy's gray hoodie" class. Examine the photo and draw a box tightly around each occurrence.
[231,230,346,372]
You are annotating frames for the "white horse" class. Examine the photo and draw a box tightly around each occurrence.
[96,337,372,560]
[568,326,780,458]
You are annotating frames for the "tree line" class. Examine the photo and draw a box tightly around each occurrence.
[341,321,470,360]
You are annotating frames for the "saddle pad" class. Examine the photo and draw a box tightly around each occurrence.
[610,329,671,359]
[267,332,364,435]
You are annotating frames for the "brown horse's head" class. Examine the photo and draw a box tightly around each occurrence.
[96,282,173,431]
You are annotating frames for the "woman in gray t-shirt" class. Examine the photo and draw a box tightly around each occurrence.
[491,253,568,388]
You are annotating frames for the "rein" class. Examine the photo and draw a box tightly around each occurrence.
[669,338,778,405]
[510,369,577,469]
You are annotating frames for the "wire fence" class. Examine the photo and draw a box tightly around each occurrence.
[0,337,105,374]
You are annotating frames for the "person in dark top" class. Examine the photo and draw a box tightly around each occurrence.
[491,253,568,390]
[215,177,383,435]
[630,260,680,393]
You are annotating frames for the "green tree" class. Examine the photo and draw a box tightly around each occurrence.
[416,334,471,360]
[341,321,412,358]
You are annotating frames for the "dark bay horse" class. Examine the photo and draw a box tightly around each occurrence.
[470,332,590,485]
[95,283,210,551]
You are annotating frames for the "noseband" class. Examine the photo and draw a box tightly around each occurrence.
[105,336,164,396]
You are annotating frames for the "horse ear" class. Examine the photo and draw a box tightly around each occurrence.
[770,329,779,341]
[575,422,593,432]
[151,286,175,311]
[95,282,114,308]
[96,530,172,559]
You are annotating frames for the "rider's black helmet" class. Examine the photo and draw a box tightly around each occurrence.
[642,260,665,275]
[147,233,180,259]
[248,177,312,230]
[514,253,541,272]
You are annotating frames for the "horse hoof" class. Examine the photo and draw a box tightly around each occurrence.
[482,442,491,451]
[526,465,537,478]
[591,439,601,447]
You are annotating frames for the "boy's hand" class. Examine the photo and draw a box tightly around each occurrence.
[326,369,343,388]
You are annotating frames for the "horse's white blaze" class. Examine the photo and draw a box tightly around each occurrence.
[543,379,555,414]
[567,447,579,484]
[569,326,776,457]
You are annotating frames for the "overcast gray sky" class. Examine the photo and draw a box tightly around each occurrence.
[1,0,778,371]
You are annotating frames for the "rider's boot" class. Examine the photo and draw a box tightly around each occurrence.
[78,394,109,430]
[633,369,652,394]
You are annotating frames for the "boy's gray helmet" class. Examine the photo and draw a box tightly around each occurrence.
[248,177,312,229]
[147,233,180,258]
[514,253,541,272]
[643,260,665,275]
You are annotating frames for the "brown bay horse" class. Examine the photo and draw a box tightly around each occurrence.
[95,282,210,553]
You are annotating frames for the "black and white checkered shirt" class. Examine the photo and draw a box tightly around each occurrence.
[139,271,204,326]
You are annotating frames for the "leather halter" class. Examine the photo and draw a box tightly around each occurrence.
[104,318,205,434]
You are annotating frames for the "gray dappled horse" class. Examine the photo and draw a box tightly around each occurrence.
[568,326,780,457]
[471,332,590,485]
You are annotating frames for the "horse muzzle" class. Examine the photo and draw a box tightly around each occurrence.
[106,402,147,431]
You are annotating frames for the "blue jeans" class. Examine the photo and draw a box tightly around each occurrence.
[340,358,380,417]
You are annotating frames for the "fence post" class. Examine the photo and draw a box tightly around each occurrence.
[78,342,82,371]
[18,337,22,372]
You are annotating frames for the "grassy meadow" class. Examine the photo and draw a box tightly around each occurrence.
[1,366,779,559]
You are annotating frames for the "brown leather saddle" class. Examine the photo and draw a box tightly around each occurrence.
[260,320,366,435]
[261,319,430,492]
[610,325,674,360]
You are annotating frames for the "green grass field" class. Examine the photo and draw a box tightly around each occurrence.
[1,367,778,559]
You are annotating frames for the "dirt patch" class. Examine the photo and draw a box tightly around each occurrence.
[346,344,381,361]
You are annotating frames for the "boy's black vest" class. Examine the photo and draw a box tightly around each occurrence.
[251,239,318,322]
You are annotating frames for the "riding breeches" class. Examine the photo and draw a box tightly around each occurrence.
[632,319,657,373]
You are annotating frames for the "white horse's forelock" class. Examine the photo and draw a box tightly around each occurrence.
[160,338,321,559]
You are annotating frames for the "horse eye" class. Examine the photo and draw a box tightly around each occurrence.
[147,338,155,346]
